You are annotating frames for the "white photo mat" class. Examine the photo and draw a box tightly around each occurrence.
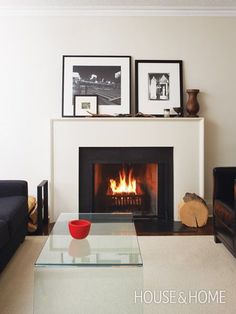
[74,95,97,116]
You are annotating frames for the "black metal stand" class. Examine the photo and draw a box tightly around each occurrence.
[37,180,48,235]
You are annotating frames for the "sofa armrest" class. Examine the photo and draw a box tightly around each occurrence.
[213,167,236,203]
[0,180,28,198]
[234,179,236,211]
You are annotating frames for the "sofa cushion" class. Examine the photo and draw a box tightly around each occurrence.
[0,196,27,237]
[0,219,9,248]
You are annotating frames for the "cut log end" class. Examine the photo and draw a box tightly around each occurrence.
[178,197,208,228]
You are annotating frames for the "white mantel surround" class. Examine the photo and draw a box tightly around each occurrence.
[51,118,204,221]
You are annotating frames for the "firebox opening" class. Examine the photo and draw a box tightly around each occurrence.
[93,163,158,216]
[79,147,173,222]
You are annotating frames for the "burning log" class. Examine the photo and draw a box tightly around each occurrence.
[106,167,145,211]
[178,193,208,227]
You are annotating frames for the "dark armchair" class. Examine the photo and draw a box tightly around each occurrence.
[0,180,28,272]
[213,167,236,257]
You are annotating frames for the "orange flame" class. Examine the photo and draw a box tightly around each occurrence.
[109,168,137,195]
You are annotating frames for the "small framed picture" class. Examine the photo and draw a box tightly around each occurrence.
[62,55,131,116]
[74,95,98,117]
[135,60,183,116]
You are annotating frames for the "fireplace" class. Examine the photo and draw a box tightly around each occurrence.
[79,147,173,221]
[52,118,204,223]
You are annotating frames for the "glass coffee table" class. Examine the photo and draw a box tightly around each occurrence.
[34,213,143,314]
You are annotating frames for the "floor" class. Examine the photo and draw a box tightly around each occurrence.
[1,235,235,314]
[41,217,213,236]
[135,217,213,236]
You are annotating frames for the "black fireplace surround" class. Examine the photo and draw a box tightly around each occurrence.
[79,147,173,222]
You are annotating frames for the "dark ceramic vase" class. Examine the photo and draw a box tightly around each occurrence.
[186,89,200,117]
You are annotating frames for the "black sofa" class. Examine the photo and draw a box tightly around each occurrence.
[0,180,28,272]
[213,167,236,257]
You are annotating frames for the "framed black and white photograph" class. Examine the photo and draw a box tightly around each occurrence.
[74,95,98,117]
[135,60,183,116]
[62,55,131,116]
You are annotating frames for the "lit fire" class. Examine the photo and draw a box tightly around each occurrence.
[109,168,137,195]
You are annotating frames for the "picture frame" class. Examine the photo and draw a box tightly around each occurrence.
[62,55,131,117]
[74,95,98,117]
[135,60,183,116]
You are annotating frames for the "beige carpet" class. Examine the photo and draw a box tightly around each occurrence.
[0,237,47,314]
[139,236,236,314]
[0,236,236,314]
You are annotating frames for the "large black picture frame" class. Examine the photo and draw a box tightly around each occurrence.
[62,55,131,117]
[135,60,183,116]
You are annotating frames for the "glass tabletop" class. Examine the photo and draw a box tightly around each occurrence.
[35,213,143,267]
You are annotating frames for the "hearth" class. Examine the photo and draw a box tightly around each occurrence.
[79,147,173,222]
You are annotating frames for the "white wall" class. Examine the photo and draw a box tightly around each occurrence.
[0,15,236,209]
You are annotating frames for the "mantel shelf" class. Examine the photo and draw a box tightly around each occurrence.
[52,117,204,122]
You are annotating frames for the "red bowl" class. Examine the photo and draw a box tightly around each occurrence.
[68,219,91,239]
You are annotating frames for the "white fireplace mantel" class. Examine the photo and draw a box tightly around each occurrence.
[51,117,204,221]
